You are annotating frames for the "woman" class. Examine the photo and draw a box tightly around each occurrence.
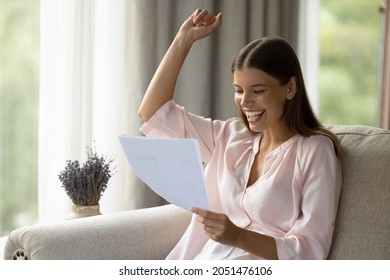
[138,9,342,260]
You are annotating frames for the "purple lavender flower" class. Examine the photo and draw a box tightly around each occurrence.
[58,146,115,206]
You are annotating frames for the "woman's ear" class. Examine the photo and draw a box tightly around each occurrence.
[286,76,297,100]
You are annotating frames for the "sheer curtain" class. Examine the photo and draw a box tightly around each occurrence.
[39,0,130,223]
[39,0,299,223]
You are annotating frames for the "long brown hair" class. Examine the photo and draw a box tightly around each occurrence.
[231,37,341,158]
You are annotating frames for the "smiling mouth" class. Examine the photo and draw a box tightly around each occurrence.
[245,110,265,121]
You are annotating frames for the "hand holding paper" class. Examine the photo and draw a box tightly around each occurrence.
[119,136,209,211]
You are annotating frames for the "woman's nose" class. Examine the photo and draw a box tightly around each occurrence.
[240,91,253,106]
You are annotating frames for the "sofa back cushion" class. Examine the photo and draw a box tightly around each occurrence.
[327,125,390,259]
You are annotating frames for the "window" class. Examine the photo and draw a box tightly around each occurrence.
[319,0,384,125]
[0,0,40,236]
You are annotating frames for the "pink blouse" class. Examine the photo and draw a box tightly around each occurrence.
[140,100,342,260]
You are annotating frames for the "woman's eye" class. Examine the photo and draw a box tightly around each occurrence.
[254,90,265,94]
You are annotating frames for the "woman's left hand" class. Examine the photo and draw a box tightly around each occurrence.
[192,207,241,246]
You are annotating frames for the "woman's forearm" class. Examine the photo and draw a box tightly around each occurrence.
[192,207,279,260]
[235,228,279,260]
[138,32,194,122]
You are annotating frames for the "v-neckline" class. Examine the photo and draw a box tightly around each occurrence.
[246,134,299,188]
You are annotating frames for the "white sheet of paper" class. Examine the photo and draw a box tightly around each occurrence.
[119,135,209,211]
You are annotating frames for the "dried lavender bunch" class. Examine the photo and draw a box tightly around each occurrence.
[58,147,114,206]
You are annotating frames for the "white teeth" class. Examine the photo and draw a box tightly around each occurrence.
[245,110,265,118]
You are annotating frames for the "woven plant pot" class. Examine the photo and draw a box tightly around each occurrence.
[67,204,101,219]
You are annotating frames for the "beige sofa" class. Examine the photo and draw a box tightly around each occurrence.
[3,125,390,260]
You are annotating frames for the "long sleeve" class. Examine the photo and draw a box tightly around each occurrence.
[274,135,342,259]
[140,100,221,163]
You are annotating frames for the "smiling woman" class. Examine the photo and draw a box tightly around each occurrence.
[0,0,40,236]
[230,37,341,157]
[233,68,296,134]
[138,9,342,260]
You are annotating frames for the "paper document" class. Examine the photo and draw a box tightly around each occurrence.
[119,135,209,211]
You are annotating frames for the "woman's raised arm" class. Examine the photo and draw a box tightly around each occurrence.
[138,9,223,122]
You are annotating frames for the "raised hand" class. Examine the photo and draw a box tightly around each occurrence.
[179,9,223,42]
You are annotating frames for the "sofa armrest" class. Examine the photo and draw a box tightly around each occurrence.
[3,204,191,260]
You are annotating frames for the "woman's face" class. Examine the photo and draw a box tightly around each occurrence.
[233,67,296,134]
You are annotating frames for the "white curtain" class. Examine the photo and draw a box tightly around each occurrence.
[39,0,131,223]
[39,0,299,223]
